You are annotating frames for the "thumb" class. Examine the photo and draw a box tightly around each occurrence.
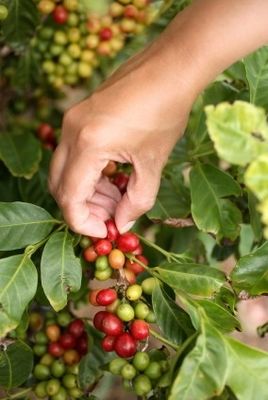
[115,162,161,233]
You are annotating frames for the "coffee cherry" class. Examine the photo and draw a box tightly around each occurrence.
[108,249,125,269]
[95,255,110,271]
[117,303,135,322]
[63,0,78,11]
[124,5,139,18]
[34,364,50,380]
[132,243,143,256]
[145,361,162,380]
[106,298,121,313]
[66,364,79,375]
[96,288,118,306]
[76,332,88,355]
[101,335,116,352]
[126,255,148,275]
[121,363,137,380]
[40,354,54,366]
[29,311,43,331]
[99,27,113,41]
[102,313,124,336]
[63,349,80,365]
[68,12,79,26]
[126,284,142,301]
[135,302,150,320]
[145,311,156,323]
[52,6,69,24]
[114,333,137,358]
[35,331,48,344]
[97,41,112,56]
[62,373,77,389]
[48,342,64,358]
[51,360,66,378]
[93,311,109,331]
[94,239,112,256]
[68,319,84,338]
[117,232,139,253]
[133,0,149,8]
[68,387,83,398]
[57,311,72,328]
[51,387,68,400]
[109,357,128,374]
[33,344,47,357]
[34,382,47,398]
[120,18,136,33]
[109,2,124,17]
[86,34,100,49]
[46,379,61,396]
[159,360,169,372]
[38,0,55,14]
[141,277,156,295]
[133,375,152,396]
[102,161,117,177]
[37,123,55,142]
[123,379,133,391]
[124,268,136,284]
[133,351,150,371]
[88,289,101,306]
[83,246,98,262]
[79,236,92,249]
[95,267,113,281]
[113,172,129,193]
[59,332,76,349]
[106,219,119,241]
[46,324,61,342]
[130,320,149,340]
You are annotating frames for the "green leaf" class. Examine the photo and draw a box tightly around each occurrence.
[169,321,227,400]
[41,231,82,311]
[147,177,190,222]
[0,255,37,337]
[0,341,33,388]
[245,155,268,201]
[0,202,56,251]
[190,163,242,240]
[14,48,40,88]
[0,132,41,179]
[244,47,268,109]
[2,0,39,49]
[231,241,268,295]
[154,263,226,298]
[239,224,255,257]
[152,282,194,345]
[248,191,263,241]
[205,101,268,166]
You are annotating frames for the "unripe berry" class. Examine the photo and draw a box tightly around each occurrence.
[124,268,136,284]
[109,2,124,17]
[109,249,125,269]
[126,284,142,301]
[63,0,78,11]
[86,34,100,49]
[124,5,139,19]
[120,18,136,33]
[102,160,117,177]
[38,0,55,14]
[83,246,98,262]
[117,303,135,322]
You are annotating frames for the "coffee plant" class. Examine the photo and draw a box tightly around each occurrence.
[0,0,268,399]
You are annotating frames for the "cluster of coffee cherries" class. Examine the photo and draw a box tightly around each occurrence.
[29,309,87,399]
[34,0,154,88]
[36,122,58,150]
[108,349,170,397]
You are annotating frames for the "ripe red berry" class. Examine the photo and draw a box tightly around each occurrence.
[76,332,88,355]
[83,246,98,262]
[132,243,143,256]
[37,123,55,142]
[48,342,64,358]
[114,333,137,358]
[106,219,119,241]
[130,320,149,340]
[124,268,136,284]
[102,313,124,336]
[113,172,129,194]
[125,255,148,275]
[94,239,112,256]
[117,233,140,253]
[99,27,113,41]
[124,5,139,18]
[52,5,68,24]
[101,335,116,352]
[93,311,110,331]
[88,289,101,306]
[68,319,85,338]
[59,332,76,349]
[96,288,118,306]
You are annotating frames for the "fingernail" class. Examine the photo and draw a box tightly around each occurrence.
[119,220,136,234]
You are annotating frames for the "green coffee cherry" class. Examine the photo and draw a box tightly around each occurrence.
[57,311,72,327]
[116,303,135,322]
[95,255,109,271]
[94,267,113,281]
[51,360,66,378]
[34,364,50,380]
[126,284,143,301]
[46,379,61,396]
[62,373,77,389]
[35,331,48,344]
[121,363,137,380]
[0,5,8,21]
[40,353,54,366]
[135,302,150,320]
[141,277,156,295]
[133,352,150,371]
[51,387,68,400]
[109,358,128,375]
[34,382,47,398]
[145,361,162,380]
[68,387,83,398]
[145,311,156,323]
[133,375,152,396]
[33,344,47,357]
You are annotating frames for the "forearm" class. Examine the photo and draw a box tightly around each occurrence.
[150,0,268,98]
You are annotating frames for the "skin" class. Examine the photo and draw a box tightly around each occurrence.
[49,0,268,237]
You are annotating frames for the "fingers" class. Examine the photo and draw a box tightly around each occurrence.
[96,176,121,203]
[115,161,161,233]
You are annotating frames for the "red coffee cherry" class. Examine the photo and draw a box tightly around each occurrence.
[106,219,119,241]
[130,320,149,340]
[94,239,113,256]
[83,246,98,262]
[101,335,116,352]
[125,255,148,275]
[93,311,110,331]
[114,333,137,358]
[113,172,129,194]
[117,233,139,253]
[52,5,68,24]
[99,27,113,41]
[48,342,64,358]
[96,288,118,306]
[124,269,136,284]
[76,332,88,355]
[37,123,55,142]
[59,332,76,349]
[132,243,143,256]
[68,319,85,338]
[102,313,124,336]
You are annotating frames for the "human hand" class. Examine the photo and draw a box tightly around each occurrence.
[48,39,196,237]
